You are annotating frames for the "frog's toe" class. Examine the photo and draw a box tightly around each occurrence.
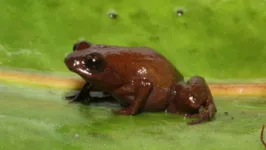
[111,107,136,115]
[184,113,200,119]
[80,96,92,105]
[187,116,210,125]
[187,119,205,125]
[67,96,81,104]
[68,98,78,104]
[63,94,77,100]
[63,93,84,103]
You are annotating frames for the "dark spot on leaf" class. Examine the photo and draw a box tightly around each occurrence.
[128,9,150,20]
[177,9,184,16]
[108,12,118,19]
[149,36,160,42]
[224,112,229,115]
[247,9,256,20]
[92,6,104,14]
[183,22,188,28]
[45,0,61,9]
[127,41,140,47]
[231,117,234,120]
[188,48,198,54]
[233,17,240,23]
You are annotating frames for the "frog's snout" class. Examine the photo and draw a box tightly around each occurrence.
[64,53,87,72]
[64,54,75,71]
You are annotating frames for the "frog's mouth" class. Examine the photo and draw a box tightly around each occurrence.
[68,64,93,79]
[75,67,93,77]
[65,55,92,76]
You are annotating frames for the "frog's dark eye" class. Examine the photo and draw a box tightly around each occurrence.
[73,41,91,51]
[85,53,106,71]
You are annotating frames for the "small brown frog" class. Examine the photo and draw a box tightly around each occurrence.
[64,40,217,125]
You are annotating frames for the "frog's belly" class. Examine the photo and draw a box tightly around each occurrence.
[142,86,171,112]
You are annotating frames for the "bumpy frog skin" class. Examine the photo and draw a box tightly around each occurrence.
[64,40,217,125]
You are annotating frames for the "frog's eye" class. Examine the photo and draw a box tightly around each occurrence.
[85,53,106,71]
[73,41,91,51]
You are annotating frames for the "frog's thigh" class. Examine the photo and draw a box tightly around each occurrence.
[113,78,154,114]
[144,87,170,111]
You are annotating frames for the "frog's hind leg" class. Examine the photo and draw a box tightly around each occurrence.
[112,78,153,115]
[186,76,217,125]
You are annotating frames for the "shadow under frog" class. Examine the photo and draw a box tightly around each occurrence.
[64,40,217,125]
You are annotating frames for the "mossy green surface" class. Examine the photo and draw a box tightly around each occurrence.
[0,0,266,79]
[0,83,266,150]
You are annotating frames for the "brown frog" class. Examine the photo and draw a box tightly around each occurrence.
[64,40,217,125]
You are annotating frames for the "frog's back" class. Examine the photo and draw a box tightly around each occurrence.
[99,46,184,88]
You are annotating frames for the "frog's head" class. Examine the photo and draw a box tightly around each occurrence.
[64,40,123,90]
[65,41,108,78]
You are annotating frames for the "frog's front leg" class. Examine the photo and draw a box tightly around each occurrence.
[112,78,153,115]
[64,82,93,104]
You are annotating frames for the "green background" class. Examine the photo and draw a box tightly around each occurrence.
[0,0,266,79]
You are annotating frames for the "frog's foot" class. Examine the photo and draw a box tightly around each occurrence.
[183,113,207,125]
[187,104,216,125]
[187,112,211,125]
[112,107,138,116]
[64,93,92,105]
[64,94,76,101]
[187,117,209,125]
[184,113,200,119]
